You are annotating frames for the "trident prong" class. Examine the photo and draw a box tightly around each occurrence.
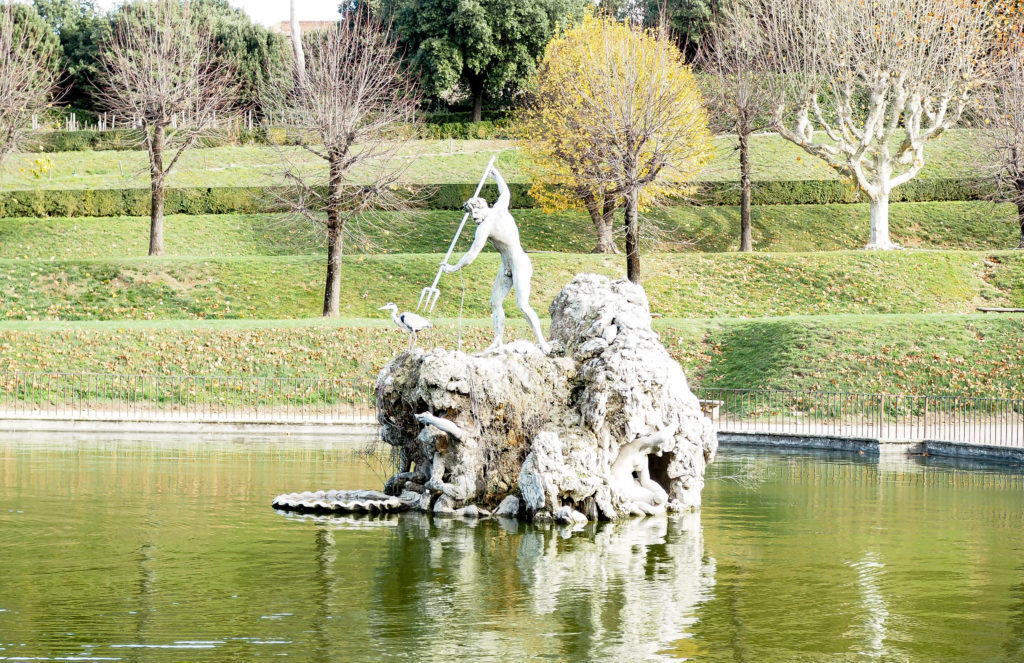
[417,286,441,313]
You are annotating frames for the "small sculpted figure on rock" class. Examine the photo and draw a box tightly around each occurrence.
[610,423,678,516]
[443,168,550,353]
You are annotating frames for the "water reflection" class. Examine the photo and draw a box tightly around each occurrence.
[4,437,1024,662]
[291,512,715,661]
[1006,575,1024,659]
[847,552,890,659]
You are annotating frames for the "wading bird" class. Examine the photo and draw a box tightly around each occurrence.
[379,303,432,349]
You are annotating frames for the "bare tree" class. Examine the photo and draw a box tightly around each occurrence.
[755,0,990,249]
[96,0,238,257]
[0,3,57,170]
[268,11,420,317]
[980,18,1024,248]
[698,0,771,252]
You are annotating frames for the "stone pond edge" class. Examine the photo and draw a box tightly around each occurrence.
[0,418,1020,466]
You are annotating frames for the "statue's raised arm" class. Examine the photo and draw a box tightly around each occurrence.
[492,168,510,211]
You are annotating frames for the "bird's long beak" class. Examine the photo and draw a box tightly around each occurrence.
[378,305,388,311]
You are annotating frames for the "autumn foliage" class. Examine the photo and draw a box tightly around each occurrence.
[519,14,713,277]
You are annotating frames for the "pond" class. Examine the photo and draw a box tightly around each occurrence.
[1,433,1022,662]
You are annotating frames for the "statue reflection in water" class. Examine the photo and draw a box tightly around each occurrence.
[293,512,715,661]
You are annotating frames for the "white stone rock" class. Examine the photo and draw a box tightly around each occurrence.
[494,495,521,518]
[366,273,716,522]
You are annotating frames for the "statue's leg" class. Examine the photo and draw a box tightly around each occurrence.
[487,266,513,350]
[510,256,550,353]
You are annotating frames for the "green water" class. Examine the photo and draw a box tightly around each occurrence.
[1,434,1022,662]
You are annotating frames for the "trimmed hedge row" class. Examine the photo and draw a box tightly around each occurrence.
[25,121,513,153]
[0,178,995,217]
[698,177,996,206]
[0,183,537,217]
[419,120,514,140]
[0,187,273,217]
[24,128,311,152]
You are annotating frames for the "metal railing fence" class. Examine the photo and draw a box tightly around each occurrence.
[0,371,1021,446]
[0,371,376,424]
[695,387,1024,448]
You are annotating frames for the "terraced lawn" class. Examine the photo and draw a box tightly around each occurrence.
[1,312,1019,398]
[0,129,988,190]
[0,201,1018,259]
[0,250,1019,321]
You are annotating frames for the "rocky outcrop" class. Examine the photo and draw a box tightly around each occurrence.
[374,274,716,521]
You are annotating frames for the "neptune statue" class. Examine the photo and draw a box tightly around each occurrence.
[442,168,550,354]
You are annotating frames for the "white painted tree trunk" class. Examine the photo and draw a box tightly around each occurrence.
[867,193,895,250]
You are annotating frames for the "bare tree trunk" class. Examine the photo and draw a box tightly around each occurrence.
[1017,196,1024,249]
[624,191,641,284]
[322,158,343,317]
[867,192,894,250]
[290,0,306,89]
[583,190,619,253]
[738,129,753,252]
[148,124,166,256]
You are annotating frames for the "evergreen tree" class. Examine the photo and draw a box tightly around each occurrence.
[382,0,584,120]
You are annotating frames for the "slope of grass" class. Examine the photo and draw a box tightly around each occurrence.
[675,313,1024,398]
[0,251,1019,321]
[0,313,1019,398]
[0,201,1019,260]
[0,129,988,190]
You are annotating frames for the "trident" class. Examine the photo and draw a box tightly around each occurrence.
[417,155,497,312]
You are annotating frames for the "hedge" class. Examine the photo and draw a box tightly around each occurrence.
[24,120,513,152]
[0,178,996,217]
[697,178,997,206]
[0,187,274,217]
[417,120,516,140]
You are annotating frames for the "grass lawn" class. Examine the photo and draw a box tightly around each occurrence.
[0,250,1020,321]
[674,312,1024,398]
[0,129,989,190]
[0,313,1019,399]
[0,130,1012,402]
[0,201,1018,260]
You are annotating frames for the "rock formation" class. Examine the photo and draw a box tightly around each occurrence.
[372,274,716,522]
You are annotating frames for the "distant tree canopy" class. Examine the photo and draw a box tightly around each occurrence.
[380,0,585,120]
[33,0,282,112]
[13,2,63,64]
[598,0,718,54]
[0,3,58,166]
[654,0,717,52]
[194,0,287,113]
[33,0,100,108]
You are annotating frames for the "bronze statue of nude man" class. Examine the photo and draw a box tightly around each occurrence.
[443,167,550,353]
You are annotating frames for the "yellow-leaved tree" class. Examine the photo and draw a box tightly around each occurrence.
[519,14,713,280]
